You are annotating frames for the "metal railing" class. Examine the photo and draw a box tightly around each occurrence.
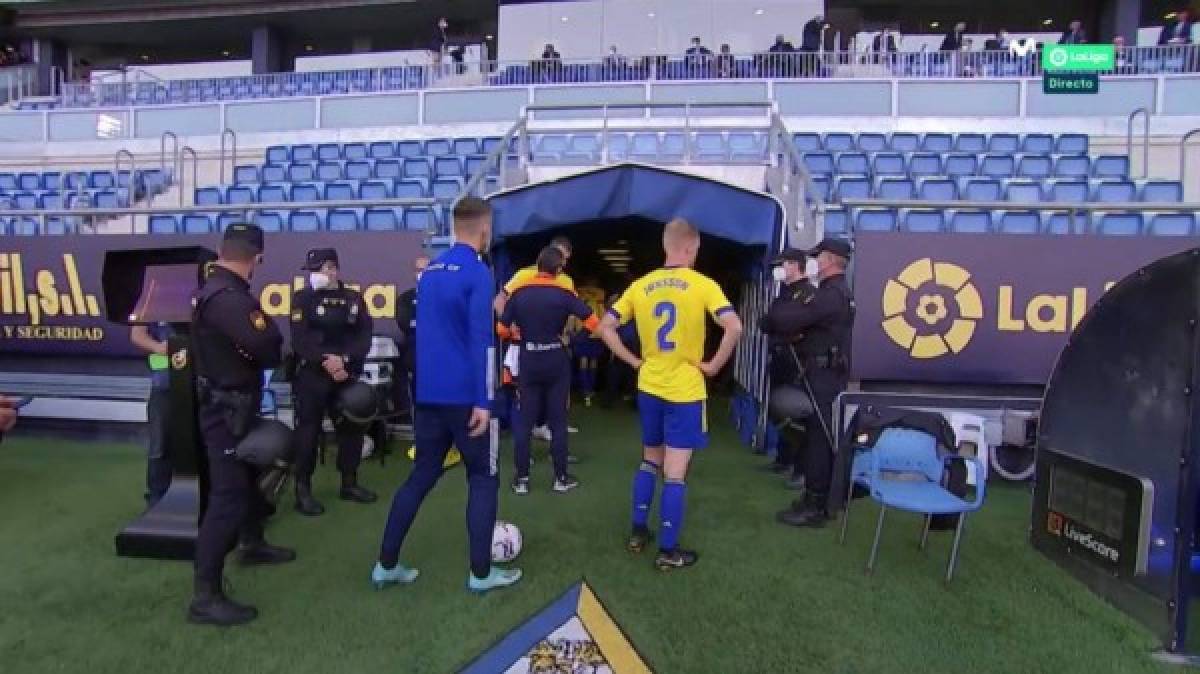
[41,44,1200,109]
[1180,128,1200,190]
[1127,107,1150,180]
[1,64,37,106]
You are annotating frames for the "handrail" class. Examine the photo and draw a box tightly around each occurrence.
[114,149,136,204]
[178,146,198,207]
[464,115,527,197]
[219,128,237,185]
[1179,128,1200,195]
[1127,107,1150,180]
[160,131,179,176]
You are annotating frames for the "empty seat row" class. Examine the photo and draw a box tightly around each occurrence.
[803,152,1129,180]
[822,208,1197,236]
[235,156,505,184]
[531,131,768,163]
[0,189,132,209]
[0,169,169,193]
[265,137,508,164]
[809,176,1182,204]
[792,132,1089,155]
[147,207,442,234]
[1,216,87,236]
[196,178,468,205]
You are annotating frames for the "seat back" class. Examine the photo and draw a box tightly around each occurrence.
[870,428,942,484]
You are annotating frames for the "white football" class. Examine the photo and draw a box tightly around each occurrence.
[492,520,522,563]
[361,435,375,459]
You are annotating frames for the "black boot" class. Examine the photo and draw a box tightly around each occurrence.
[294,482,325,516]
[237,539,297,566]
[339,473,377,504]
[187,578,257,626]
[777,491,829,528]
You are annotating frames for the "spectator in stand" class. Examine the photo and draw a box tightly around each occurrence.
[872,26,899,53]
[715,44,736,78]
[432,17,449,75]
[1159,9,1195,45]
[533,43,562,82]
[940,21,967,51]
[604,45,627,69]
[1113,35,1136,74]
[800,15,828,77]
[767,34,796,77]
[1060,19,1087,45]
[685,36,713,75]
[984,30,1012,51]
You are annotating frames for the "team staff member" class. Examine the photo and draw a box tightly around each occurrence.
[131,322,173,506]
[499,246,598,495]
[190,224,295,627]
[762,250,816,485]
[767,238,854,528]
[598,218,743,571]
[395,255,430,418]
[290,248,377,516]
[574,278,608,406]
[372,197,522,594]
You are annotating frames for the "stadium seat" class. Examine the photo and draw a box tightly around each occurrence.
[317,143,342,161]
[1092,155,1131,179]
[981,154,1015,178]
[1017,155,1052,179]
[1021,134,1054,154]
[425,139,452,156]
[234,165,260,184]
[369,141,396,159]
[464,155,488,178]
[324,181,357,201]
[316,162,343,181]
[148,214,178,234]
[875,177,915,200]
[287,164,315,182]
[226,186,255,204]
[534,134,569,162]
[89,171,116,189]
[0,173,14,191]
[921,133,953,153]
[917,177,957,201]
[453,138,481,156]
[997,210,1040,234]
[253,211,285,232]
[855,208,898,232]
[908,153,943,178]
[266,146,289,163]
[1148,213,1195,236]
[481,137,505,155]
[403,206,438,230]
[290,183,321,202]
[346,161,373,181]
[41,172,62,190]
[728,132,765,161]
[216,212,242,231]
[567,134,602,162]
[1042,212,1076,235]
[194,187,222,205]
[327,208,361,231]
[344,143,369,160]
[960,178,1002,201]
[365,208,401,231]
[1004,180,1044,203]
[1141,181,1184,202]
[1096,212,1143,236]
[11,217,38,236]
[834,176,871,200]
[431,178,464,199]
[1048,180,1088,203]
[14,192,38,209]
[360,180,391,199]
[793,133,822,152]
[258,184,287,203]
[396,140,422,158]
[803,152,835,176]
[955,133,987,153]
[808,175,831,201]
[823,208,849,235]
[824,133,855,152]
[629,133,660,160]
[872,152,907,176]
[402,158,431,180]
[857,133,887,152]
[1093,180,1137,203]
[889,133,920,152]
[374,159,402,180]
[693,133,728,161]
[950,210,991,233]
[39,192,63,209]
[292,145,316,163]
[1055,133,1089,155]
[943,153,978,178]
[1053,155,1091,179]
[182,214,214,233]
[262,164,287,183]
[288,210,322,232]
[394,180,427,198]
[435,157,464,178]
[660,132,687,160]
[900,209,945,232]
[837,152,870,175]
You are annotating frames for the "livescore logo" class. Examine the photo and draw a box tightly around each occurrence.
[0,253,105,342]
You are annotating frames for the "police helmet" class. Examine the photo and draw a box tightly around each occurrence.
[234,419,296,467]
[336,381,378,424]
[768,386,814,426]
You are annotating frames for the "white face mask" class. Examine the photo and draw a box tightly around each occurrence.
[771,266,788,283]
[309,272,331,290]
[805,258,821,280]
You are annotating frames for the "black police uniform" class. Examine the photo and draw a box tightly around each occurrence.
[763,270,815,478]
[395,283,418,416]
[290,248,376,516]
[190,224,294,626]
[763,239,854,527]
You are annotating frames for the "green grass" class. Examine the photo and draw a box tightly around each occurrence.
[0,405,1172,674]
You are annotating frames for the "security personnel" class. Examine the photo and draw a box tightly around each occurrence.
[499,245,598,495]
[291,248,377,516]
[764,238,854,528]
[395,254,429,418]
[190,223,295,627]
[762,249,816,486]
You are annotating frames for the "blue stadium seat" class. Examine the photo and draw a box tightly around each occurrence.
[65,172,89,190]
[834,176,870,200]
[955,133,987,153]
[943,153,978,178]
[900,209,945,232]
[988,133,1020,153]
[346,160,374,181]
[981,154,1015,178]
[288,210,322,232]
[857,133,887,152]
[808,175,831,202]
[464,156,488,177]
[1053,155,1090,179]
[344,143,368,160]
[262,164,287,183]
[365,208,401,231]
[1042,212,1077,235]
[1056,133,1089,155]
[39,192,63,209]
[1048,180,1088,203]
[253,211,285,232]
[950,210,991,233]
[227,186,255,204]
[316,162,343,182]
[324,181,357,200]
[266,146,289,163]
[395,179,427,198]
[148,214,178,234]
[908,153,943,177]
[917,177,957,200]
[607,134,631,161]
[960,177,1008,200]
[728,132,765,161]
[258,184,287,203]
[481,137,505,155]
[403,206,439,230]
[372,159,401,180]
[292,145,316,163]
[872,152,907,176]
[14,192,39,209]
[216,212,243,231]
[1141,181,1183,202]
[921,133,953,153]
[453,138,481,156]
[997,210,1040,234]
[889,133,920,152]
[431,178,464,199]
[1021,134,1054,154]
[1004,180,1043,203]
[402,158,431,180]
[97,189,125,208]
[435,157,464,178]
[804,152,835,176]
[360,180,391,199]
[89,171,116,189]
[1148,213,1195,236]
[1093,155,1130,179]
[396,140,423,158]
[837,152,870,175]
[693,133,728,161]
[1093,180,1137,203]
[182,214,214,233]
[327,208,361,231]
[661,133,687,160]
[317,143,342,161]
[1017,155,1053,179]
[875,177,915,200]
[41,172,61,190]
[823,208,849,235]
[425,139,452,156]
[287,164,315,182]
[194,187,223,205]
[369,142,397,159]
[0,173,14,191]
[1097,212,1143,236]
[823,133,855,152]
[234,165,260,184]
[856,209,898,232]
[290,183,321,202]
[793,133,822,152]
[11,217,38,236]
[567,134,602,162]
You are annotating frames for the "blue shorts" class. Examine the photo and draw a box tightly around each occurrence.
[637,392,708,450]
[573,336,605,359]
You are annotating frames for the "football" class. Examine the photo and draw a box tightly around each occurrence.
[491,520,523,563]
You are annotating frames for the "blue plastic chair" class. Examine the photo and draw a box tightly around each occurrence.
[841,427,986,582]
[261,370,278,417]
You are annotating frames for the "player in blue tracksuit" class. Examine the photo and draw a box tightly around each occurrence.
[371,197,522,594]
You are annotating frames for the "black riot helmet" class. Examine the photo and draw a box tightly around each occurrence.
[335,381,378,424]
[234,419,296,467]
[768,386,814,428]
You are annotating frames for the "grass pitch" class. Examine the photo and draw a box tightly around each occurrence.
[0,405,1171,674]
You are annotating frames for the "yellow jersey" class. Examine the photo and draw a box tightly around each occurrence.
[504,266,575,295]
[610,267,733,403]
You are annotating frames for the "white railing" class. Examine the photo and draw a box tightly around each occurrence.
[1,64,38,105]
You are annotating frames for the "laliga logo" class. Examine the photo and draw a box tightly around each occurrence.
[881,258,983,359]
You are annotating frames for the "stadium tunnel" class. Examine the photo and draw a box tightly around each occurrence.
[486,163,784,439]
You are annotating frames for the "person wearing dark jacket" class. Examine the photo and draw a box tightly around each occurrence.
[801,16,826,52]
[940,22,967,51]
[395,255,429,418]
[761,249,816,486]
[290,248,377,516]
[1160,10,1195,45]
[1060,20,1087,45]
[764,239,854,528]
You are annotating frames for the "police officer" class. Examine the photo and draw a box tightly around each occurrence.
[395,254,429,419]
[762,249,816,487]
[764,238,854,528]
[190,223,295,627]
[499,245,597,495]
[291,248,377,516]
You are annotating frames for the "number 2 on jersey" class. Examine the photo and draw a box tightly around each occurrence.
[654,301,677,352]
